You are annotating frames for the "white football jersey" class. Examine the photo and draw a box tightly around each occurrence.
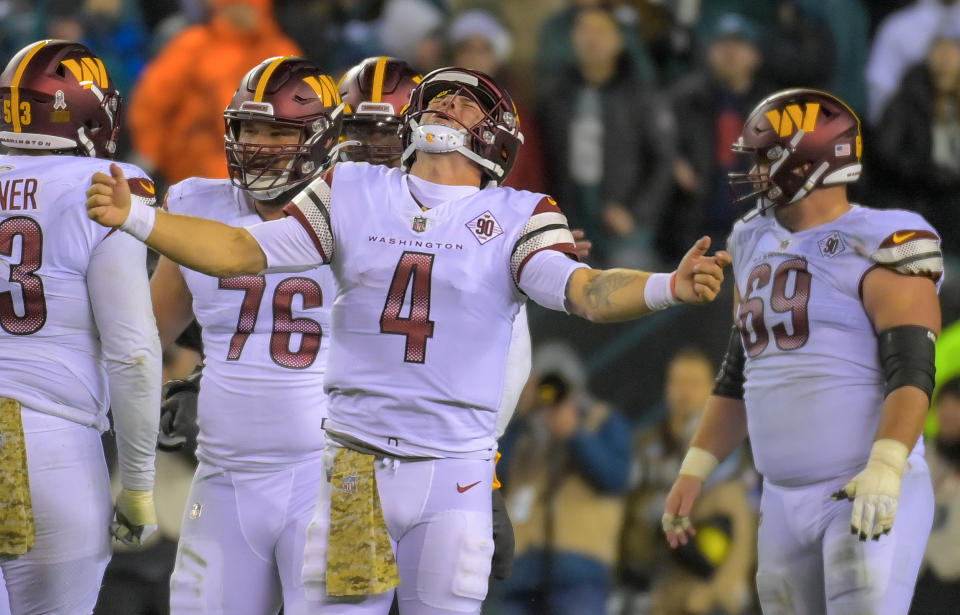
[282,162,578,459]
[166,178,333,470]
[730,204,943,486]
[0,154,153,429]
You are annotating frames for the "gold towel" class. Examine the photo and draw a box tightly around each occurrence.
[0,397,33,558]
[325,448,400,596]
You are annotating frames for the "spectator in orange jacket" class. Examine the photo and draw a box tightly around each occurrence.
[128,0,302,184]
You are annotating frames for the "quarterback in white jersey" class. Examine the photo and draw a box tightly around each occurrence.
[87,67,730,615]
[151,57,342,615]
[0,40,161,614]
[663,89,942,614]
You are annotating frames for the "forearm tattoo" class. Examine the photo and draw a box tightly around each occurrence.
[583,271,637,309]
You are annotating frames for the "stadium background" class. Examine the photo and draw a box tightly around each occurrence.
[5,0,960,613]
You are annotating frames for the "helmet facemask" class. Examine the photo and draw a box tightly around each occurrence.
[340,114,403,167]
[400,69,523,186]
[224,106,342,201]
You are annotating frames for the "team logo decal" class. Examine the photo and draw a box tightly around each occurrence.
[818,231,846,258]
[467,210,503,245]
[765,103,820,137]
[342,474,357,494]
[412,216,428,233]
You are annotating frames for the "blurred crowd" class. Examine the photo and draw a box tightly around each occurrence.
[6,0,960,613]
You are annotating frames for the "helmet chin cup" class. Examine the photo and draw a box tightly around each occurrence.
[412,123,467,153]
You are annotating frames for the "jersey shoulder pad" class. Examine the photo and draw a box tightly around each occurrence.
[284,173,334,263]
[864,208,942,281]
[509,194,577,283]
[164,177,234,216]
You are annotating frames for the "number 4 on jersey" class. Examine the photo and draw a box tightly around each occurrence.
[380,251,435,363]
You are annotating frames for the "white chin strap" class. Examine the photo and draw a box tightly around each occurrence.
[402,118,505,182]
[245,170,294,201]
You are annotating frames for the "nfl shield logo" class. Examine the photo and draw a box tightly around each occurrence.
[342,475,357,494]
[189,503,203,520]
[412,216,428,233]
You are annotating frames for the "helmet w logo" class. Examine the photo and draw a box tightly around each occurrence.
[59,58,109,90]
[764,103,820,137]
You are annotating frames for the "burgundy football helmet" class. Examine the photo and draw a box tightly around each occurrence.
[729,88,862,213]
[0,40,122,158]
[224,56,344,200]
[400,67,524,186]
[338,56,421,167]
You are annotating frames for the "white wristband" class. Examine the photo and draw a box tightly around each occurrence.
[644,271,680,311]
[119,201,157,242]
[679,446,719,481]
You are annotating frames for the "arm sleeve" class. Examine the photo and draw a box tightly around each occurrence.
[495,305,531,438]
[246,215,327,273]
[87,231,161,491]
[516,250,589,312]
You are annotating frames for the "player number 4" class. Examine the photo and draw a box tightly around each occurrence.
[380,251,435,363]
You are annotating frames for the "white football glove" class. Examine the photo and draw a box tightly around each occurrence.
[831,439,909,541]
[111,488,158,547]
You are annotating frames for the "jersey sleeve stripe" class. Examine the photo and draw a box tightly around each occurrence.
[532,197,563,216]
[283,204,329,263]
[871,237,943,280]
[514,243,578,284]
[284,179,335,263]
[511,226,577,283]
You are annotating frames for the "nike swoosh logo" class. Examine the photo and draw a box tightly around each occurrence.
[138,179,155,195]
[457,481,481,493]
[892,231,916,244]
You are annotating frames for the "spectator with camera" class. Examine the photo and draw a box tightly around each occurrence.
[496,341,631,615]
[619,348,756,615]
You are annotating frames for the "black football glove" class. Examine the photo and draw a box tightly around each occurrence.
[491,488,515,580]
[157,369,201,453]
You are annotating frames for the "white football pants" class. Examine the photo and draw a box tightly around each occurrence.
[756,452,933,614]
[299,444,495,615]
[0,407,112,615]
[169,454,325,615]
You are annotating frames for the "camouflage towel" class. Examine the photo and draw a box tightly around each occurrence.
[326,447,399,596]
[0,397,34,558]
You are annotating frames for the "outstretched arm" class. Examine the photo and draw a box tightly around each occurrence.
[87,164,267,276]
[564,236,731,322]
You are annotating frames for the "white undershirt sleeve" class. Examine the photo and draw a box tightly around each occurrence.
[246,216,327,274]
[517,250,590,312]
[87,231,161,492]
[495,304,531,438]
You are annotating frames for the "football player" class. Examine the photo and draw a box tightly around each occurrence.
[0,40,161,614]
[86,67,729,615]
[662,88,941,614]
[150,56,341,614]
[337,56,530,583]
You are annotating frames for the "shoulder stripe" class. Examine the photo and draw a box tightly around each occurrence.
[878,229,939,249]
[871,235,943,282]
[287,179,335,262]
[532,196,562,216]
[511,226,577,283]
